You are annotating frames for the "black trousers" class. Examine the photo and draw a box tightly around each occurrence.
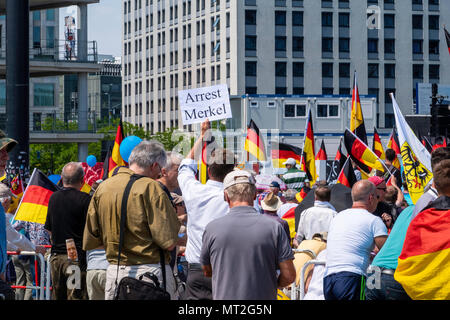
[183,263,212,300]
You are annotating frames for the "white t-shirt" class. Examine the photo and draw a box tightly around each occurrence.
[324,208,387,277]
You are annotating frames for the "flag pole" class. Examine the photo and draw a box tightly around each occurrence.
[11,168,37,223]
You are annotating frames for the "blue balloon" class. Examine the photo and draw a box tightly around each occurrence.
[86,155,97,167]
[120,136,142,163]
[48,174,61,185]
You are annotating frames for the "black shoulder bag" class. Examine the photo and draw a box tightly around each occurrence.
[113,174,171,300]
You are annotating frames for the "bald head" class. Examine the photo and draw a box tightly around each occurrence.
[61,162,85,187]
[352,180,376,203]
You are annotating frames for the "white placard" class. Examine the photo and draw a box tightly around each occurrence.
[178,84,232,125]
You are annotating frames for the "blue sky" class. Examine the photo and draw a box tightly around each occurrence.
[59,0,122,57]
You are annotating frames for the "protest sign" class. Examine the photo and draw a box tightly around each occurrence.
[178,84,232,125]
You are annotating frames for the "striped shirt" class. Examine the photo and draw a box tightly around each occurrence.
[282,168,308,192]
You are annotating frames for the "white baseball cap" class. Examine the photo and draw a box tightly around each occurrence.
[223,170,256,189]
[283,158,297,166]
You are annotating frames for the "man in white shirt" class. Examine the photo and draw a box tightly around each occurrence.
[323,180,387,300]
[293,186,337,246]
[177,119,236,300]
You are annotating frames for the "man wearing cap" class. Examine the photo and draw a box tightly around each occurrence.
[261,192,291,242]
[257,181,285,213]
[281,158,309,192]
[200,170,296,300]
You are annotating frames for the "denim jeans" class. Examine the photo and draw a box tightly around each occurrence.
[365,272,411,300]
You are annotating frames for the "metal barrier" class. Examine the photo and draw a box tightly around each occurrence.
[290,248,326,300]
[7,251,46,300]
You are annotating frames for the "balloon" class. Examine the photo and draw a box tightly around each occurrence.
[119,136,142,163]
[48,174,61,185]
[86,155,97,167]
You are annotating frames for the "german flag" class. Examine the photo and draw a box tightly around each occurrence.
[244,119,266,161]
[387,126,401,170]
[13,169,60,224]
[101,146,112,180]
[337,156,358,188]
[394,198,450,300]
[295,187,308,203]
[281,206,297,241]
[351,72,368,145]
[344,129,385,175]
[301,109,317,183]
[445,27,450,56]
[271,142,302,169]
[199,136,216,184]
[372,127,385,161]
[315,140,328,181]
[7,174,24,213]
[109,120,126,173]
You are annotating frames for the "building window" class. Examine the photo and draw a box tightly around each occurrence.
[413,40,423,54]
[413,64,423,79]
[284,104,306,118]
[339,38,350,52]
[429,65,439,79]
[322,37,333,52]
[429,15,439,30]
[246,61,257,76]
[292,11,303,26]
[339,63,350,78]
[34,83,54,106]
[384,14,395,28]
[412,15,423,29]
[385,64,395,78]
[293,62,304,77]
[275,11,286,26]
[322,63,333,78]
[275,36,286,51]
[322,12,332,27]
[368,38,378,53]
[245,10,257,25]
[385,39,395,54]
[292,37,303,52]
[317,104,339,117]
[245,36,257,50]
[368,63,379,78]
[339,13,350,27]
[275,62,287,77]
[429,40,439,54]
[275,87,287,94]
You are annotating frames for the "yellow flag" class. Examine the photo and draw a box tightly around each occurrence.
[400,142,432,204]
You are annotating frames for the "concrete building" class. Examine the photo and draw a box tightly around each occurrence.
[123,0,450,133]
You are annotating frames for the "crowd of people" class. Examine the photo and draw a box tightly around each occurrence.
[0,122,449,301]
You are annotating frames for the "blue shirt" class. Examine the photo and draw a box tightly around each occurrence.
[371,205,415,270]
[87,249,109,270]
[0,205,6,274]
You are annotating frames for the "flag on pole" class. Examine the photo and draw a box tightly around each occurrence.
[344,129,385,175]
[271,142,302,169]
[445,26,450,56]
[337,156,358,188]
[387,126,402,170]
[101,147,112,180]
[327,139,346,184]
[301,108,317,183]
[372,127,385,161]
[244,119,267,161]
[351,72,368,145]
[198,136,216,184]
[7,174,24,213]
[391,93,432,204]
[13,169,60,224]
[281,207,297,241]
[109,120,126,172]
[315,140,328,181]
